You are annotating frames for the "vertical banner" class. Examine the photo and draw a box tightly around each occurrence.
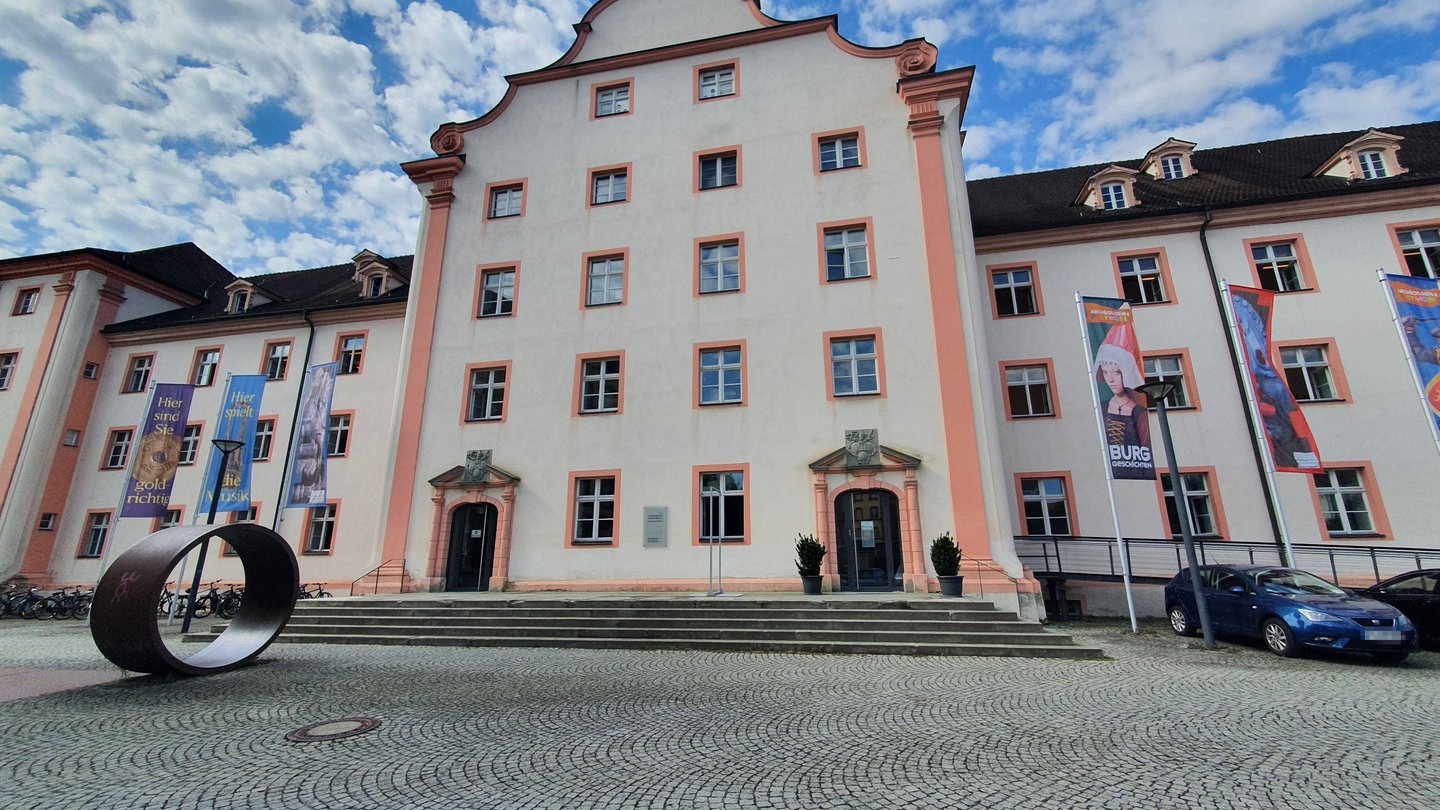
[1081,297,1155,480]
[1229,286,1321,472]
[285,362,338,508]
[1383,273,1440,436]
[197,375,267,514]
[119,384,195,518]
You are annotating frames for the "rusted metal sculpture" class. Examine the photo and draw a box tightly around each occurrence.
[91,523,299,676]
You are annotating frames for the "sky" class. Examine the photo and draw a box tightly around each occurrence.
[2,0,1438,276]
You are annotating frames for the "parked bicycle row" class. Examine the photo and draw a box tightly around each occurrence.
[1,585,93,620]
[4,579,332,622]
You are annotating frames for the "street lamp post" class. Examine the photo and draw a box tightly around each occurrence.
[181,438,245,634]
[1135,380,1216,650]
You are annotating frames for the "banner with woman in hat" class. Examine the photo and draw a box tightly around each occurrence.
[1082,297,1155,480]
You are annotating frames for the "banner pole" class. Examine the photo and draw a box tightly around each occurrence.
[1219,282,1296,566]
[1378,269,1440,458]
[1075,293,1138,633]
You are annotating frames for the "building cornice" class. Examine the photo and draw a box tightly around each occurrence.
[0,254,204,306]
[974,184,1440,254]
[103,301,407,346]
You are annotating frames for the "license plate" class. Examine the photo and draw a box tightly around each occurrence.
[1364,630,1402,641]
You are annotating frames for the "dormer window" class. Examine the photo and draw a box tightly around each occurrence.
[1357,150,1387,179]
[1100,183,1128,210]
[1140,138,1197,181]
[365,274,385,298]
[1075,165,1140,212]
[1160,154,1184,180]
[1313,129,1406,181]
[351,249,400,299]
[226,287,252,313]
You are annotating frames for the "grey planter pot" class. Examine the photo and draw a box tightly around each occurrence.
[800,575,823,595]
[937,575,965,597]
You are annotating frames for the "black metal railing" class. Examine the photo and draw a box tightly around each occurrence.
[1015,535,1440,587]
[349,559,411,596]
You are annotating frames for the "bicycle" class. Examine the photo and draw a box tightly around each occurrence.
[215,583,244,620]
[296,583,332,600]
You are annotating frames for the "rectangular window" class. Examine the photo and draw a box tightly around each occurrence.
[191,348,220,387]
[252,419,275,461]
[1160,154,1184,180]
[178,424,202,466]
[1251,242,1304,292]
[104,429,133,469]
[160,508,182,530]
[467,366,507,421]
[123,354,153,394]
[594,83,630,117]
[1357,150,1387,179]
[264,341,291,381]
[591,169,628,205]
[1279,345,1337,402]
[990,266,1038,316]
[63,429,81,447]
[818,135,861,171]
[478,267,516,317]
[579,357,622,413]
[1161,472,1218,537]
[1117,254,1167,304]
[83,362,99,379]
[1142,355,1191,408]
[1020,477,1072,536]
[305,503,337,554]
[698,151,738,190]
[572,476,616,545]
[12,288,39,315]
[326,414,351,457]
[37,513,57,531]
[698,240,741,294]
[830,336,880,397]
[224,506,259,555]
[586,255,625,306]
[0,352,15,390]
[699,470,745,543]
[337,334,365,374]
[365,274,385,298]
[1398,227,1440,278]
[1005,364,1054,418]
[80,512,110,557]
[697,66,735,99]
[1100,183,1127,210]
[489,184,524,218]
[698,347,743,405]
[1313,468,1377,536]
[824,226,870,281]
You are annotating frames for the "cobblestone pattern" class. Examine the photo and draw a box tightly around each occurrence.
[0,620,1436,809]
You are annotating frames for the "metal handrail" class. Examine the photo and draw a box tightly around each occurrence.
[1014,535,1440,586]
[349,558,410,596]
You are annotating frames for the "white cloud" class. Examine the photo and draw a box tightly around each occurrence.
[1289,60,1440,135]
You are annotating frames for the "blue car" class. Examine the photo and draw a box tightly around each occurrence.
[1164,565,1419,662]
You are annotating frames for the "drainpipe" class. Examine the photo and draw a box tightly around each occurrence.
[272,310,317,531]
[1196,208,1287,555]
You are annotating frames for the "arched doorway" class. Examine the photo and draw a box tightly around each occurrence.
[834,489,903,591]
[447,503,498,591]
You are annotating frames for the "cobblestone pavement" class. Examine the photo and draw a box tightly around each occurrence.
[0,618,1435,810]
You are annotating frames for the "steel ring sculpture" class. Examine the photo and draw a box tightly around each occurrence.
[91,523,299,676]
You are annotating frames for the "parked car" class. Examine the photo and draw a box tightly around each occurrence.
[1165,565,1418,662]
[1356,569,1440,651]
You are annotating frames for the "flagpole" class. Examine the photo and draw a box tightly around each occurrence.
[1075,294,1138,633]
[1378,269,1440,458]
[1220,282,1296,566]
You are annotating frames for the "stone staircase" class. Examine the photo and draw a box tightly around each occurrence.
[194,596,1104,658]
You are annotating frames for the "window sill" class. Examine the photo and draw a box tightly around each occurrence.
[834,392,883,399]
[301,550,332,556]
[1324,532,1386,540]
[571,540,614,547]
[465,417,504,423]
[487,214,521,221]
[698,184,738,192]
[1297,398,1347,405]
[699,401,745,408]
[577,410,620,416]
[819,165,864,173]
[995,311,1041,319]
[1009,413,1055,419]
[825,274,873,284]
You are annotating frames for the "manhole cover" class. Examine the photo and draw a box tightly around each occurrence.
[286,717,382,742]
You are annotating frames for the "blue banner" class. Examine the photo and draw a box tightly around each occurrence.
[285,363,338,509]
[1384,274,1440,435]
[1229,286,1321,472]
[120,384,195,518]
[197,375,266,514]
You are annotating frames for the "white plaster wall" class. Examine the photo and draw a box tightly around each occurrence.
[0,272,62,488]
[404,28,959,586]
[571,0,765,62]
[979,201,1440,553]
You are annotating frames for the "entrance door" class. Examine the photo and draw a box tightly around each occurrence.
[834,490,903,592]
[447,503,498,591]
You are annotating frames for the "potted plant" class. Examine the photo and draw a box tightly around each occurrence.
[930,532,964,597]
[795,533,826,595]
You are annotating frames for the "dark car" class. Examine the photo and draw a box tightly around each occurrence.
[1357,569,1440,651]
[1164,565,1418,662]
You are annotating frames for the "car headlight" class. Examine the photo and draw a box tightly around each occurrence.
[1394,614,1413,629]
[1297,608,1339,623]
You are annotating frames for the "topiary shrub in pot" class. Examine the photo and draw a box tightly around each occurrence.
[930,532,964,597]
[794,533,826,595]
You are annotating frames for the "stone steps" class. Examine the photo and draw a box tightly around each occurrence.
[188,596,1104,658]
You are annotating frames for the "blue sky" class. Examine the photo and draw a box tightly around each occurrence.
[1,0,1438,276]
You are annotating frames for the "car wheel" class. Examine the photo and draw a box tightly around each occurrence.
[1371,651,1408,664]
[1168,605,1198,637]
[1261,617,1299,657]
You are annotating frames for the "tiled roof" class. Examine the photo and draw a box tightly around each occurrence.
[0,242,234,299]
[104,255,413,334]
[967,121,1440,237]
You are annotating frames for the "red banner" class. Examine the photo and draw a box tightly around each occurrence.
[1229,286,1321,472]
